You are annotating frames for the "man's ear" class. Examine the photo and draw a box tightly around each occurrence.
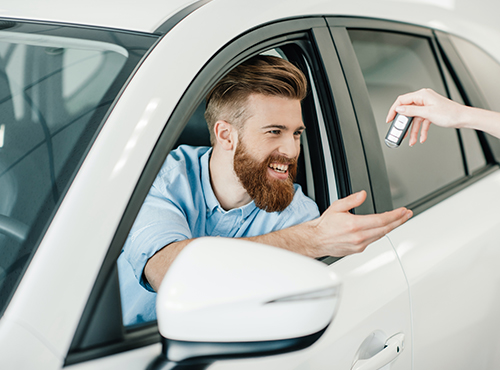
[214,120,237,150]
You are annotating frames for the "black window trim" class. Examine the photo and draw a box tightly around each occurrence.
[65,16,356,365]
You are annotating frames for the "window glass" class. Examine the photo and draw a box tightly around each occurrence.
[348,30,465,207]
[450,35,500,113]
[0,25,155,316]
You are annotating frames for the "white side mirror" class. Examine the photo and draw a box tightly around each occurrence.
[152,238,341,368]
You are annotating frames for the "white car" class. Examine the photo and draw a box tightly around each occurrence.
[1,0,500,369]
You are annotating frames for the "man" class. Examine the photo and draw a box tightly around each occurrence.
[118,55,412,326]
[387,88,500,144]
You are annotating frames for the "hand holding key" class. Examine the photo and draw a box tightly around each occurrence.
[385,88,500,145]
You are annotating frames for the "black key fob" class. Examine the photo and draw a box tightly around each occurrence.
[385,113,413,148]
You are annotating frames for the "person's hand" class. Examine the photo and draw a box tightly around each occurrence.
[386,88,466,146]
[311,191,412,257]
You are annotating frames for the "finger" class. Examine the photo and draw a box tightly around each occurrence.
[349,209,413,249]
[420,120,431,143]
[386,93,416,122]
[395,104,431,120]
[386,104,398,123]
[329,190,366,213]
[347,207,411,231]
[408,117,423,146]
[386,89,429,123]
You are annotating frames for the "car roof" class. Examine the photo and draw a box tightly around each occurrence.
[0,0,202,34]
[1,0,499,61]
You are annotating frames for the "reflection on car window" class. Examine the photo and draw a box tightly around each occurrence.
[450,35,500,113]
[440,60,486,173]
[0,24,153,316]
[348,30,465,207]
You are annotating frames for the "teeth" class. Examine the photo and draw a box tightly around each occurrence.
[269,163,288,173]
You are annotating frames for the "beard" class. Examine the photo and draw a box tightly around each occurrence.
[233,140,297,213]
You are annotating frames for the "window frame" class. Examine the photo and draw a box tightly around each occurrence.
[65,17,362,364]
[327,17,499,215]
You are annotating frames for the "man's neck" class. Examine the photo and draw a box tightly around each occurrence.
[209,146,252,211]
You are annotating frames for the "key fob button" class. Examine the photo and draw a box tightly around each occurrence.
[390,127,402,137]
[388,134,399,142]
[395,115,408,129]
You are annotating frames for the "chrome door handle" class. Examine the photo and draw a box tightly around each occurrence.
[351,333,405,370]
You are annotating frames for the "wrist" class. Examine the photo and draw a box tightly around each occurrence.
[453,104,473,129]
[301,219,326,258]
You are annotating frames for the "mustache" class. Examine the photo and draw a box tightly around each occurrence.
[265,153,298,166]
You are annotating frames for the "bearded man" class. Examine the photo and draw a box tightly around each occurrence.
[118,55,412,326]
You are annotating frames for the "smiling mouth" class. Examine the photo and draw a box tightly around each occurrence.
[269,163,289,174]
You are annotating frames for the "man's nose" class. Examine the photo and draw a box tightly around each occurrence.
[278,135,300,159]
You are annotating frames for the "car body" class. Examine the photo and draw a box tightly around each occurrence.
[1,0,500,369]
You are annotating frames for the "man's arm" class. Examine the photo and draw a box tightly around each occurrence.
[386,88,500,145]
[144,190,412,291]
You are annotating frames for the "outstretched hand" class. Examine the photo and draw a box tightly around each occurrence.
[310,191,412,257]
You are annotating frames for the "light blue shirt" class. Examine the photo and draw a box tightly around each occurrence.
[118,145,320,326]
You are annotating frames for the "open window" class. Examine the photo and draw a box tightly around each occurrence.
[66,18,347,365]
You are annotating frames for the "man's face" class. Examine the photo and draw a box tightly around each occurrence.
[232,94,305,212]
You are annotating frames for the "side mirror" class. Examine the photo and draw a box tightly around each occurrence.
[149,238,341,370]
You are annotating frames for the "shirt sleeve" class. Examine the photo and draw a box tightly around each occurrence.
[121,165,194,291]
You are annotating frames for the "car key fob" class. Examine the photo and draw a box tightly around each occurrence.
[385,113,413,148]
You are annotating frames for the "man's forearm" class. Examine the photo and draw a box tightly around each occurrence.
[242,219,323,258]
[143,191,411,292]
[144,239,192,292]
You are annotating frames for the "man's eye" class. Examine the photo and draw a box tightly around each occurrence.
[269,130,281,135]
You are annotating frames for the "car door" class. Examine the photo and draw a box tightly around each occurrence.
[63,17,412,370]
[332,18,500,369]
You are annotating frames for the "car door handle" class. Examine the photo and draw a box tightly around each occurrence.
[351,333,405,370]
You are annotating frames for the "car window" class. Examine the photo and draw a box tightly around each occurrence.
[440,59,486,173]
[450,35,500,113]
[0,23,156,317]
[348,30,465,208]
[117,45,334,329]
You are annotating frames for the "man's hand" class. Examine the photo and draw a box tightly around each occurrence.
[247,190,412,259]
[307,191,412,257]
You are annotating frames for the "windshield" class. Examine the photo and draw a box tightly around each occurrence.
[0,20,157,315]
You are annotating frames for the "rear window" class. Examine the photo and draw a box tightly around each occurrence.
[348,30,465,208]
[0,20,157,316]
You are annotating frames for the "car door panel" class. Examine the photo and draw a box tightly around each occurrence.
[209,238,411,370]
[388,171,500,369]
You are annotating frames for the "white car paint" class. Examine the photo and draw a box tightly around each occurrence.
[0,0,499,369]
[389,172,500,368]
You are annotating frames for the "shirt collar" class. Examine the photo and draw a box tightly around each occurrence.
[200,147,257,218]
[200,148,218,215]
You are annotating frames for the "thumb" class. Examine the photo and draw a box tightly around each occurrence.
[395,105,432,121]
[330,190,366,213]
